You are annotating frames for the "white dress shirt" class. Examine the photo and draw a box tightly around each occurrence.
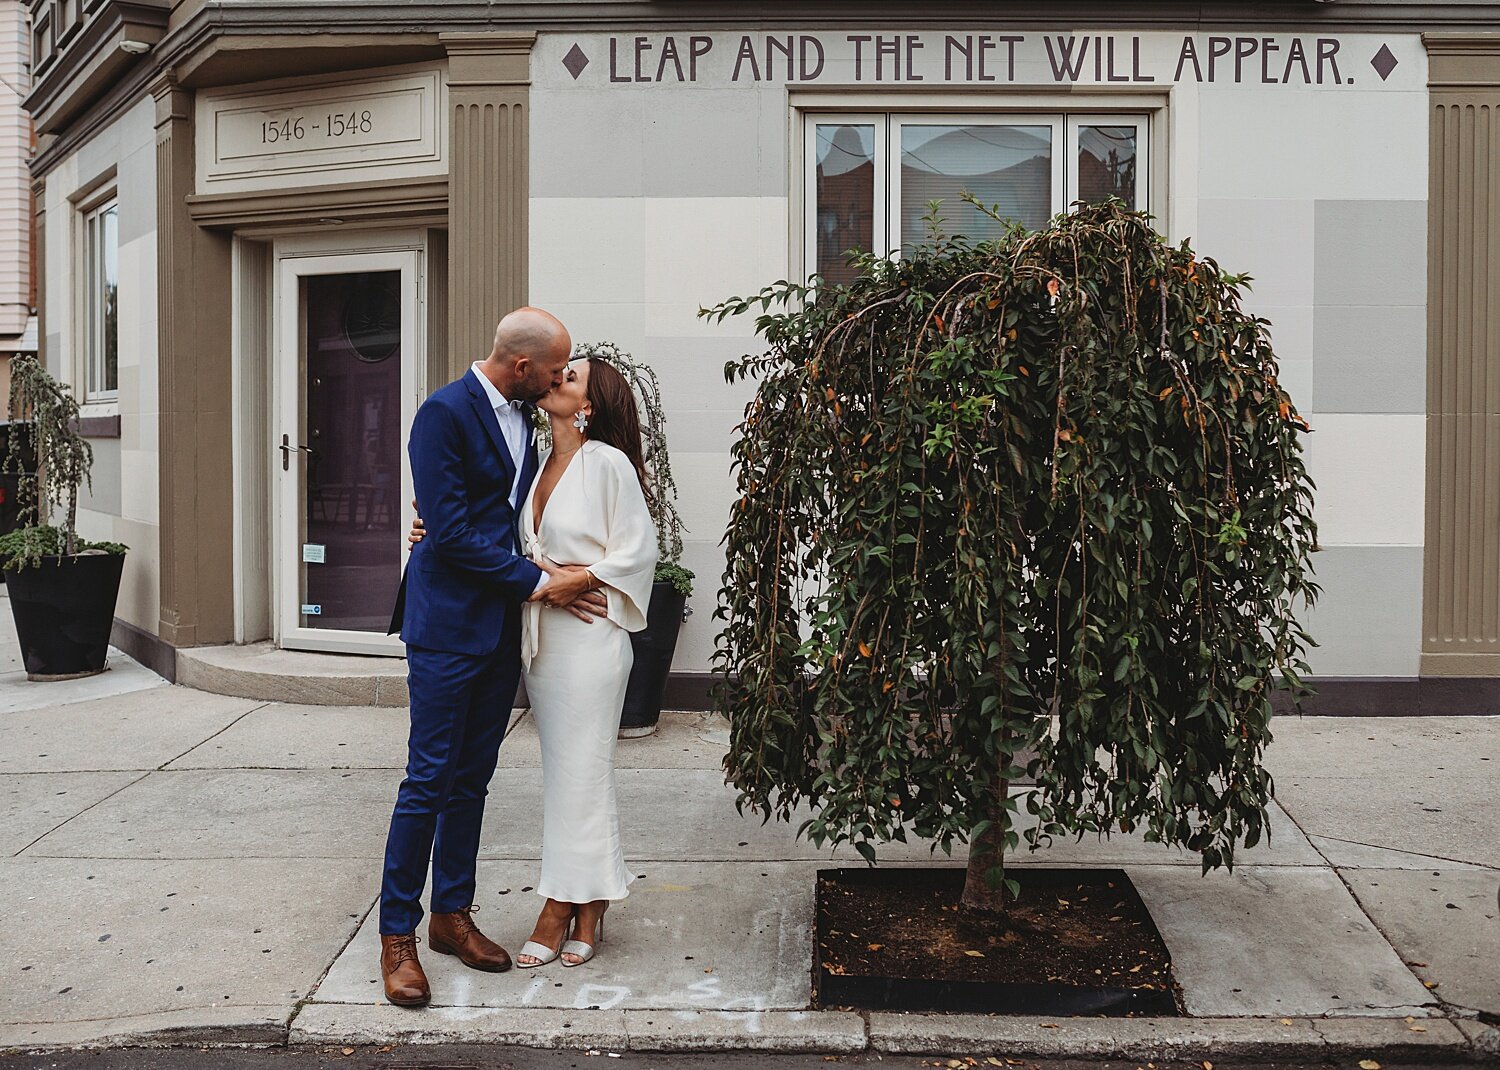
[469,363,547,594]
[469,363,531,509]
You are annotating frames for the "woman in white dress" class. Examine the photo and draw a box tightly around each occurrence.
[411,355,658,968]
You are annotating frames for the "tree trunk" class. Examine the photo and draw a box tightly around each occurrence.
[960,770,1011,914]
[65,487,77,556]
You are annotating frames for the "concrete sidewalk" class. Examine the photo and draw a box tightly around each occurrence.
[1,609,1496,1060]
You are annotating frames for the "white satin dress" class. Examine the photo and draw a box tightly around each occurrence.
[521,440,658,904]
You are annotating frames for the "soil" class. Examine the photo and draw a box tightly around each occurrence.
[816,867,1176,1003]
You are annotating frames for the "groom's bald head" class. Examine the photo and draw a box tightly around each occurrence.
[484,307,573,402]
[492,307,570,362]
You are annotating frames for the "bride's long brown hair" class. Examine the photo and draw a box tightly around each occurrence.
[583,356,655,507]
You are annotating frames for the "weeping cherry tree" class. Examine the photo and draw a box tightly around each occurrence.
[706,200,1319,912]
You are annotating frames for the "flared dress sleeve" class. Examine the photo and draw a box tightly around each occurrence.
[586,444,659,633]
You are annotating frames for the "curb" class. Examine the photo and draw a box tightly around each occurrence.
[868,1012,1476,1061]
[6,1006,1490,1059]
[281,1004,1482,1060]
[0,1006,291,1050]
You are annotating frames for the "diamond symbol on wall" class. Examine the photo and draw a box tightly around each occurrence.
[563,44,590,80]
[1370,44,1398,81]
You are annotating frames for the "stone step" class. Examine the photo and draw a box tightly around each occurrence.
[176,642,412,707]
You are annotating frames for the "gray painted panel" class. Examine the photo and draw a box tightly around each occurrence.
[533,89,646,198]
[1312,303,1425,414]
[533,88,785,198]
[1301,544,1421,677]
[1196,198,1314,308]
[644,89,786,199]
[115,144,155,248]
[79,436,122,517]
[1314,199,1427,308]
[72,127,123,197]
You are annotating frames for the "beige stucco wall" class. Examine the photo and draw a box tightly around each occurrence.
[42,96,160,633]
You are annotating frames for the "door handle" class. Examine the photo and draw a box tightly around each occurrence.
[279,435,315,471]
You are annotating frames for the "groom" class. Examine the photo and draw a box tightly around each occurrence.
[380,307,600,1006]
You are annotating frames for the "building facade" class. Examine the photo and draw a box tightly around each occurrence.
[22,1,1500,711]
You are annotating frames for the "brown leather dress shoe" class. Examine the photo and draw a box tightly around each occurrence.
[380,933,430,1007]
[429,905,513,972]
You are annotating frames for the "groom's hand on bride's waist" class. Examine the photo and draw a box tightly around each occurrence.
[531,562,608,622]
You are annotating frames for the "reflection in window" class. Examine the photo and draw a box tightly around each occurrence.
[814,124,876,286]
[1077,125,1138,208]
[84,201,118,399]
[900,124,1052,250]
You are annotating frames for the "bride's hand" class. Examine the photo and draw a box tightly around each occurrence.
[528,562,596,609]
[408,500,424,550]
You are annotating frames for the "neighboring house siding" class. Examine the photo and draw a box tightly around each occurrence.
[0,0,31,350]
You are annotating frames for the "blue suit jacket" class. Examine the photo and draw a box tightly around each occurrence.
[389,370,543,655]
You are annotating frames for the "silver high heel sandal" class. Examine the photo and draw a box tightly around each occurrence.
[560,904,607,967]
[517,909,575,969]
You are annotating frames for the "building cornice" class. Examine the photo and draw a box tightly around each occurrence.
[185,176,449,230]
[26,2,1500,178]
[23,0,168,136]
[1425,31,1500,87]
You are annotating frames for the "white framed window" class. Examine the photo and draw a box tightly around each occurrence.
[805,111,1149,277]
[82,198,119,402]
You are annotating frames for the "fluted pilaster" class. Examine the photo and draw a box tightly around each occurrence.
[442,32,535,379]
[1422,34,1500,675]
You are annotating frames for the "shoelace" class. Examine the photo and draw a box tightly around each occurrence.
[449,905,481,941]
[387,934,421,968]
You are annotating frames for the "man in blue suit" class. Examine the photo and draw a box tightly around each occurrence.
[380,307,599,1006]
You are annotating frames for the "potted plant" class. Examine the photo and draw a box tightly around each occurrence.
[0,354,128,680]
[545,342,693,737]
[706,200,1319,1012]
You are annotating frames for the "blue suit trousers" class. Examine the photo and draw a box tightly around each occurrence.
[379,612,522,935]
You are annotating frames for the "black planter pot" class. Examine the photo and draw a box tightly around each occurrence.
[620,580,689,737]
[3,552,126,680]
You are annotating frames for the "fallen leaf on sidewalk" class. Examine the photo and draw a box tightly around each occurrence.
[1279,1018,1294,1026]
[1359,1060,1381,1069]
[1410,1025,1427,1033]
[1423,980,1440,989]
[341,1050,354,1057]
[1202,1061,1213,1070]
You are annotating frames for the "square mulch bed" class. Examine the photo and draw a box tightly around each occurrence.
[814,866,1181,1016]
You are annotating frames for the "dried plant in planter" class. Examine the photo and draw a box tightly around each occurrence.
[0,353,126,569]
[536,341,693,595]
[707,200,1318,912]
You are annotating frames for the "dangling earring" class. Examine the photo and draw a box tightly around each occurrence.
[573,410,590,433]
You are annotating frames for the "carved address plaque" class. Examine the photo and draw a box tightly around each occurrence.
[196,66,447,195]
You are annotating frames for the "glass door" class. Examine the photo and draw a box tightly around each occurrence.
[275,247,421,654]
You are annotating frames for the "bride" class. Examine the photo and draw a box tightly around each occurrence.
[411,353,658,968]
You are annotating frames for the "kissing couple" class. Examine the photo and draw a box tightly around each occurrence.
[379,307,659,1006]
